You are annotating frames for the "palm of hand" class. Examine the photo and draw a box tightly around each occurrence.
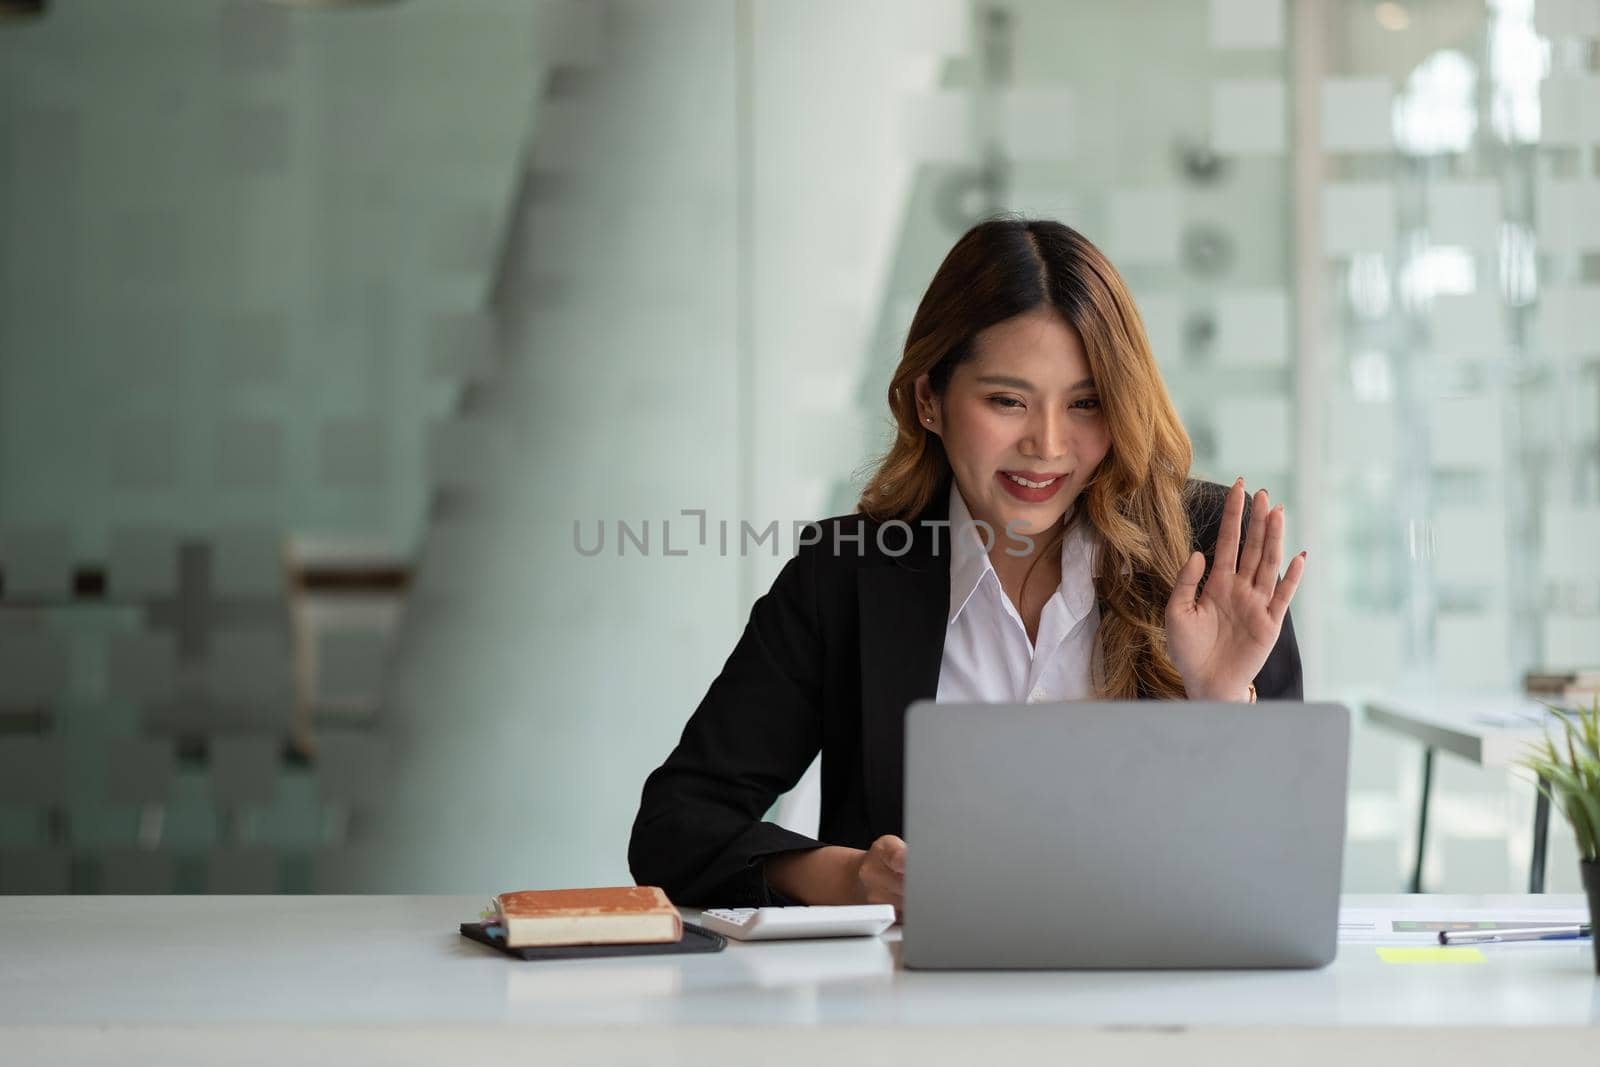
[1165,481,1306,701]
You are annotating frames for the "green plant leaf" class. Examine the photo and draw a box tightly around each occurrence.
[1516,701,1600,861]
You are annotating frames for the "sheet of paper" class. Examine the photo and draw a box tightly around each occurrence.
[1339,906,1591,944]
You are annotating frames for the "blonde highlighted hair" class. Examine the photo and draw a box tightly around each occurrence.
[857,217,1195,700]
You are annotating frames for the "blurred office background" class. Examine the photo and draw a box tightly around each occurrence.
[0,0,1596,895]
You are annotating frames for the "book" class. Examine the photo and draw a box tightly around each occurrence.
[482,886,682,948]
[459,920,724,960]
[1525,669,1600,695]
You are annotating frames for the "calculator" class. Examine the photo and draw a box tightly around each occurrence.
[698,905,898,941]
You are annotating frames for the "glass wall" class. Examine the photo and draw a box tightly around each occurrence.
[1,0,1596,895]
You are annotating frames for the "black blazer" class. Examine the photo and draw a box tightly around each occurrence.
[627,479,1302,907]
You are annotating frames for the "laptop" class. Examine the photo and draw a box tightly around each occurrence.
[901,700,1349,970]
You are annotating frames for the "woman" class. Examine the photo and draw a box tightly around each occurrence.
[628,218,1306,912]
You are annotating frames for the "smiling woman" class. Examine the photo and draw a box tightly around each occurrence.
[871,219,1206,701]
[628,216,1306,912]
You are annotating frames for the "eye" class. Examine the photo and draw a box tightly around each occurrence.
[1070,396,1101,412]
[987,395,1024,410]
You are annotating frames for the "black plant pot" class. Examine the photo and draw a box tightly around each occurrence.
[1584,860,1600,976]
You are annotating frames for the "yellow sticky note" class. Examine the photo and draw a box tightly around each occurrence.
[1376,946,1486,964]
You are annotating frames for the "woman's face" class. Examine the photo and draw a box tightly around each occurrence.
[915,306,1112,540]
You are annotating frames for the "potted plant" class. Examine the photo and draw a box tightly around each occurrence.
[1517,697,1600,974]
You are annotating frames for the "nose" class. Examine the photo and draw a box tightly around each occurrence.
[1021,405,1070,462]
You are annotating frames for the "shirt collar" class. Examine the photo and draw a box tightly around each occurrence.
[945,485,1099,627]
[946,488,992,626]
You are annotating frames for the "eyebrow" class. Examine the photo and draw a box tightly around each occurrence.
[975,375,1096,391]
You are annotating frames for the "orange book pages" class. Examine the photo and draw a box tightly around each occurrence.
[494,886,682,948]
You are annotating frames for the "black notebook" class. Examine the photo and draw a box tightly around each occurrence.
[458,920,726,960]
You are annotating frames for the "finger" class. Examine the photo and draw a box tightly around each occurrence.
[1267,550,1307,621]
[1254,505,1285,592]
[1167,550,1205,614]
[1212,478,1246,579]
[863,861,904,902]
[1237,488,1269,579]
[876,835,906,875]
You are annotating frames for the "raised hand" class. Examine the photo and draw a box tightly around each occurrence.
[1164,478,1306,702]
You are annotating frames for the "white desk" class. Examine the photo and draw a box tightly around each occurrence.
[1364,690,1562,893]
[1,894,1596,1064]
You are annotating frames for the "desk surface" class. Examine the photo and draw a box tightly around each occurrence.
[1,894,1595,1029]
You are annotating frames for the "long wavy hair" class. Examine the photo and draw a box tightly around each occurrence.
[857,217,1195,700]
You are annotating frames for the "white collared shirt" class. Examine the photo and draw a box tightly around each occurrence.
[934,486,1101,704]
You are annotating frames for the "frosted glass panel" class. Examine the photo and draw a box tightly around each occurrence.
[1429,294,1506,361]
[1003,88,1075,160]
[1320,77,1393,153]
[1212,79,1286,155]
[1214,289,1289,367]
[1536,180,1600,252]
[1208,0,1283,50]
[1429,396,1502,470]
[1107,189,1181,265]
[1322,183,1395,256]
[1426,181,1500,249]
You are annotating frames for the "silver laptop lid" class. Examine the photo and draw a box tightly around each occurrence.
[902,700,1350,970]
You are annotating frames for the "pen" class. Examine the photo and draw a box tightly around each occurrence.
[1437,924,1592,945]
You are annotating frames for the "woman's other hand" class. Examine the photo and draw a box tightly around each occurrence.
[853,834,906,919]
[1165,478,1306,702]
